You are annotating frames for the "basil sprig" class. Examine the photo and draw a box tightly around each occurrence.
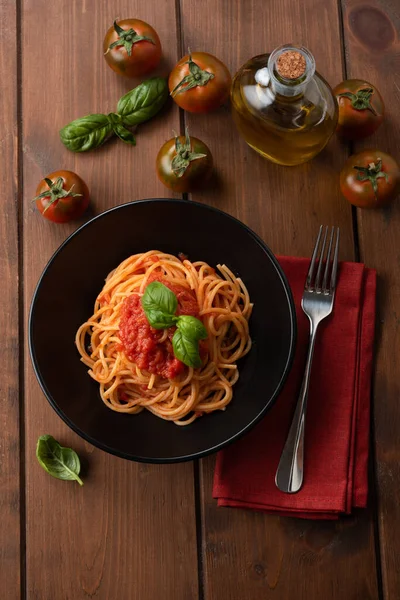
[117,77,169,127]
[141,282,207,369]
[36,435,83,486]
[60,77,168,152]
[60,114,113,152]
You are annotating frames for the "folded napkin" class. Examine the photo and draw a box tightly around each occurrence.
[213,257,376,519]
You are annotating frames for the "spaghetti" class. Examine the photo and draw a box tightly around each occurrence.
[75,251,252,425]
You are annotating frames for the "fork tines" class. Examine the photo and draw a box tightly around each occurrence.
[305,226,340,295]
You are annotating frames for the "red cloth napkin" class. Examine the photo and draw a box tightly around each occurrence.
[213,257,376,519]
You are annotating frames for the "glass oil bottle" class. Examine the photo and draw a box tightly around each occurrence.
[231,44,338,166]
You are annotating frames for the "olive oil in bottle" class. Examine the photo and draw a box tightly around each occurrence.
[231,44,338,166]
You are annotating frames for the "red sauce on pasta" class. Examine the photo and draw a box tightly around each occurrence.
[119,277,199,379]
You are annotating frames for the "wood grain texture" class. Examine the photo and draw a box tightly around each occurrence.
[179,0,380,597]
[341,1,400,598]
[0,1,21,598]
[22,2,197,599]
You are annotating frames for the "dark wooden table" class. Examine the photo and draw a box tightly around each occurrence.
[1,0,399,598]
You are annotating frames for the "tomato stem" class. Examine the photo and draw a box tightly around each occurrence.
[171,127,207,178]
[170,52,215,97]
[33,177,82,213]
[107,20,155,57]
[338,87,378,115]
[354,159,389,199]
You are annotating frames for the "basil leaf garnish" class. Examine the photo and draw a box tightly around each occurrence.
[145,309,178,330]
[176,315,207,341]
[117,77,169,127]
[172,329,203,369]
[140,281,207,368]
[141,281,178,316]
[59,114,113,152]
[36,435,83,486]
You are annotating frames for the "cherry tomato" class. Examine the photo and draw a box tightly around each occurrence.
[340,150,400,209]
[333,79,384,140]
[169,52,231,113]
[156,128,213,192]
[103,19,161,78]
[34,170,90,223]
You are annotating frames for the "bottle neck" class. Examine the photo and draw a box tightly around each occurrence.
[267,45,315,97]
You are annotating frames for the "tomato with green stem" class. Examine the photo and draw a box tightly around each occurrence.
[103,19,161,78]
[169,51,231,113]
[33,170,90,223]
[333,79,384,140]
[340,150,400,209]
[156,128,213,192]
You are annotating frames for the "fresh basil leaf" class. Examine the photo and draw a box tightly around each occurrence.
[36,435,83,486]
[172,329,202,368]
[176,315,207,341]
[60,114,113,152]
[146,309,178,329]
[141,281,178,316]
[117,77,169,127]
[113,123,136,145]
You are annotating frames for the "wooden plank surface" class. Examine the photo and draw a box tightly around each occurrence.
[340,1,400,598]
[0,1,21,598]
[3,0,398,597]
[22,1,198,599]
[179,0,381,597]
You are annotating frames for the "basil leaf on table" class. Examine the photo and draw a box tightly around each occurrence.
[36,434,83,486]
[117,77,169,127]
[145,309,177,330]
[176,315,208,341]
[107,113,136,146]
[172,329,203,369]
[60,114,113,152]
[141,281,178,317]
[113,124,136,145]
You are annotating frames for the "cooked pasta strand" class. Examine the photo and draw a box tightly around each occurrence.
[75,251,252,425]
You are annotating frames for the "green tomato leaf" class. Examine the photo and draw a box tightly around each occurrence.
[59,114,113,152]
[36,435,83,486]
[146,309,178,329]
[117,77,169,127]
[172,329,202,368]
[176,315,207,341]
[141,281,178,317]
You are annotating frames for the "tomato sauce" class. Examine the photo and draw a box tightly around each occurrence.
[119,277,200,379]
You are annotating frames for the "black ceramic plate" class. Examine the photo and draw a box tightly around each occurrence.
[29,199,296,463]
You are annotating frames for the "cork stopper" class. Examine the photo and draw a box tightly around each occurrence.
[276,51,306,79]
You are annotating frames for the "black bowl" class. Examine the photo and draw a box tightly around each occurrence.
[29,199,296,463]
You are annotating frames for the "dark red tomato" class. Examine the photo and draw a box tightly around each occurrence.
[119,280,200,379]
[333,79,384,140]
[34,170,90,223]
[169,51,231,113]
[103,19,161,78]
[156,128,213,193]
[340,150,400,209]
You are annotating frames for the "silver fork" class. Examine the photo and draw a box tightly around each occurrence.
[275,225,340,494]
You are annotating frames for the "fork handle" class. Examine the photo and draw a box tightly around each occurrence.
[275,319,319,493]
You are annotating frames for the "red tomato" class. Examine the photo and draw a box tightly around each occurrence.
[34,170,90,223]
[333,79,384,140]
[169,52,231,113]
[340,150,400,209]
[103,19,161,78]
[156,129,213,192]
